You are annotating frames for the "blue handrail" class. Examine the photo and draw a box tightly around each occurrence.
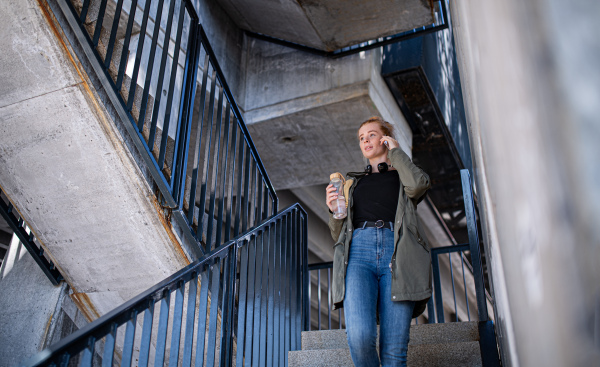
[25,203,308,366]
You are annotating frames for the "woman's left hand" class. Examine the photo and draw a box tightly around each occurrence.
[380,136,399,150]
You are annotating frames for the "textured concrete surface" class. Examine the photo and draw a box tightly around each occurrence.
[0,241,65,366]
[289,341,482,367]
[0,0,188,321]
[301,321,479,351]
[450,0,600,366]
[244,38,411,190]
[0,0,79,109]
[217,0,435,51]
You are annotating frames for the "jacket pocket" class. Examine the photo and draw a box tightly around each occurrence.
[408,224,429,253]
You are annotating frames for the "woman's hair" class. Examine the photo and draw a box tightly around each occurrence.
[357,116,395,139]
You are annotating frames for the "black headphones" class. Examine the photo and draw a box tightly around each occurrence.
[365,162,389,174]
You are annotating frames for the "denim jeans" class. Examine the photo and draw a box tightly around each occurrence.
[344,226,415,367]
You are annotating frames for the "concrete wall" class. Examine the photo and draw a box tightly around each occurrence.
[450,1,600,366]
[0,235,67,366]
[0,0,191,323]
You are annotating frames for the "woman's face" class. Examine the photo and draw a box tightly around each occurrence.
[358,122,387,161]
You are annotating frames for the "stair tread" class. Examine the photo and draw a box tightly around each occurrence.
[289,341,482,367]
[302,321,479,350]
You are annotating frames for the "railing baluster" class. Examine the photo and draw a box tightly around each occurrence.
[279,216,288,367]
[101,323,117,367]
[103,0,123,69]
[273,219,282,364]
[121,311,137,367]
[215,106,231,247]
[79,337,95,367]
[186,54,210,228]
[79,0,90,23]
[125,0,152,112]
[182,274,198,367]
[220,247,237,367]
[266,222,276,363]
[308,273,312,331]
[235,239,249,367]
[205,259,222,367]
[197,69,218,240]
[241,146,251,233]
[432,253,444,323]
[252,232,264,366]
[260,227,272,364]
[158,3,187,168]
[223,121,239,242]
[115,0,138,91]
[147,0,177,150]
[232,135,245,238]
[243,236,257,367]
[206,88,225,250]
[92,0,108,47]
[138,301,155,367]
[317,269,321,330]
[154,292,171,367]
[168,281,186,366]
[328,268,332,330]
[194,268,210,367]
[284,214,292,362]
[450,252,458,321]
[461,251,471,321]
[137,0,166,132]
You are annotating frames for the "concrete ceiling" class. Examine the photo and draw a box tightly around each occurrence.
[216,0,436,51]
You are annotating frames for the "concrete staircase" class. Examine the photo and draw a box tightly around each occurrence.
[288,321,483,367]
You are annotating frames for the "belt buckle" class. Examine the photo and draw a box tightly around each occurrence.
[375,220,384,229]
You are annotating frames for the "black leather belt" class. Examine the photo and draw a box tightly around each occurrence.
[359,220,393,230]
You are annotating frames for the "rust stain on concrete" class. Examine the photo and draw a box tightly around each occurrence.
[42,311,54,346]
[37,0,190,268]
[151,193,191,266]
[71,292,101,322]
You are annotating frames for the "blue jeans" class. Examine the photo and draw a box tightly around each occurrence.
[344,227,415,367]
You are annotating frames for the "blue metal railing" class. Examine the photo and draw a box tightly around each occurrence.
[428,169,489,323]
[0,188,63,285]
[307,261,346,331]
[25,203,308,367]
[58,0,277,257]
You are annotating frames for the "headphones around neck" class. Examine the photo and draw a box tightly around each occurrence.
[365,162,389,174]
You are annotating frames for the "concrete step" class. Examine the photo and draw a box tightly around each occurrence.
[288,341,482,367]
[301,321,479,351]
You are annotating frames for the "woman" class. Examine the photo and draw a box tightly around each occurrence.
[326,116,432,366]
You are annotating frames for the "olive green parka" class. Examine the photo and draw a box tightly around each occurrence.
[329,147,432,318]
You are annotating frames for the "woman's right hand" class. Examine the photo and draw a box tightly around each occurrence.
[326,184,339,213]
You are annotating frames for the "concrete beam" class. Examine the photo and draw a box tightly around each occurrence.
[243,38,411,190]
[217,0,436,51]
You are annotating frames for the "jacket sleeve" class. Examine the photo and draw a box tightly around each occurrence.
[328,212,344,241]
[388,147,431,201]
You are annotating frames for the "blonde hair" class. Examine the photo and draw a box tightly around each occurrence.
[357,116,395,139]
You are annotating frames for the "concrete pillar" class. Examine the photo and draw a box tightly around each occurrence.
[450,1,600,366]
[0,234,67,366]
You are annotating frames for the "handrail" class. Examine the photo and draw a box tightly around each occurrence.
[25,203,307,366]
[56,0,278,257]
